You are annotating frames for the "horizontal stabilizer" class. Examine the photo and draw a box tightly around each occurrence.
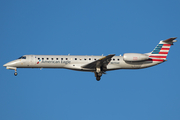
[163,37,177,43]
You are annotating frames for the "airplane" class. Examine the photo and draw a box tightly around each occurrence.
[3,37,177,81]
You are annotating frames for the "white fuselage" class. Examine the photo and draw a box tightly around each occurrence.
[4,54,162,72]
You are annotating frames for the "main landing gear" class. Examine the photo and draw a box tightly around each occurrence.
[94,67,105,81]
[94,72,102,81]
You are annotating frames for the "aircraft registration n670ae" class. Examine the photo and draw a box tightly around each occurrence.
[3,37,177,81]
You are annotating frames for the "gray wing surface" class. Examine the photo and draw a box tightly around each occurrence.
[82,54,115,69]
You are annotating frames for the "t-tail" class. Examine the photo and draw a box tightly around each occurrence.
[149,37,177,62]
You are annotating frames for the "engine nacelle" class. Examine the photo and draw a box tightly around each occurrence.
[123,53,149,62]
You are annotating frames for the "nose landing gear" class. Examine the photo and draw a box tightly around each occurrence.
[14,72,18,76]
[14,69,17,76]
[5,67,18,76]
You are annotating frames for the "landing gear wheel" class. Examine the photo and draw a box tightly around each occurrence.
[96,76,101,81]
[14,72,18,76]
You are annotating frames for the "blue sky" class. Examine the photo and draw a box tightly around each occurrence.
[0,0,180,120]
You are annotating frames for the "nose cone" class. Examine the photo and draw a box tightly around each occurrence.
[3,62,13,67]
[3,60,21,67]
[3,63,8,67]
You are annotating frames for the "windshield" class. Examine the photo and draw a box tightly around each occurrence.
[18,56,26,59]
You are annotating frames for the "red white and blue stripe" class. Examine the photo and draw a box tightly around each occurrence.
[149,42,172,62]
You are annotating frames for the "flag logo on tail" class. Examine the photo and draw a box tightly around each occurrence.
[149,43,172,62]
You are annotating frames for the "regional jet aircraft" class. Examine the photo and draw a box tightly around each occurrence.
[3,37,177,81]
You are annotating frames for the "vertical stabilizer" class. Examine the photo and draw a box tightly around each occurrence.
[149,37,177,62]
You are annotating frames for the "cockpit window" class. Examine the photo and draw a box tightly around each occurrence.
[18,56,26,59]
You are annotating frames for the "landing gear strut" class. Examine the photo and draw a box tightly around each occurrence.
[94,67,106,81]
[14,69,17,76]
[94,67,103,81]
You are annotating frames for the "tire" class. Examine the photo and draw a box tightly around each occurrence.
[96,76,101,81]
[14,72,18,76]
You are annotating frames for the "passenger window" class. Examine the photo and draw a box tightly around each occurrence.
[84,58,86,60]
[94,59,96,60]
[80,58,82,60]
[66,58,68,60]
[56,58,58,60]
[89,58,91,60]
[61,58,63,60]
[38,58,40,60]
[51,58,53,60]
[113,59,115,61]
[117,59,119,61]
[75,58,77,60]
[42,58,44,60]
[47,58,49,60]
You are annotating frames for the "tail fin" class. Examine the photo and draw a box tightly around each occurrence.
[149,37,177,62]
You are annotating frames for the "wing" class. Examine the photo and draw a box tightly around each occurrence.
[82,54,115,69]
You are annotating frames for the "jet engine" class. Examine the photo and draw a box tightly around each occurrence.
[123,53,149,62]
